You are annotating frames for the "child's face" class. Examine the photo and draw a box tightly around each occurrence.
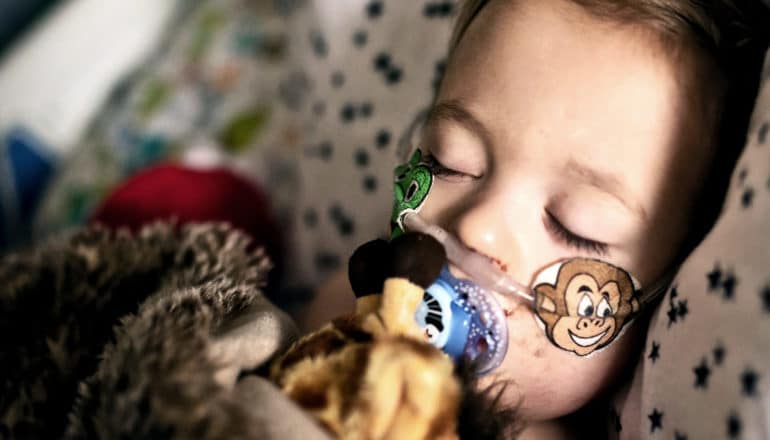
[418,0,714,420]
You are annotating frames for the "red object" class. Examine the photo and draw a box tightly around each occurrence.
[91,163,283,287]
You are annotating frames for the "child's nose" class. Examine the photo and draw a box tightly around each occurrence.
[450,192,526,284]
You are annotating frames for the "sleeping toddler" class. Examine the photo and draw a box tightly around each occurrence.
[301,0,768,438]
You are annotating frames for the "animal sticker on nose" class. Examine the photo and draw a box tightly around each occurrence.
[532,258,640,356]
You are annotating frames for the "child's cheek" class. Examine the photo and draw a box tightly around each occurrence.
[490,308,643,420]
[418,181,464,225]
[505,304,552,357]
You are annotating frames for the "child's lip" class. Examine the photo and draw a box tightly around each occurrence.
[461,247,521,315]
[498,295,521,317]
[445,276,517,317]
[466,245,510,273]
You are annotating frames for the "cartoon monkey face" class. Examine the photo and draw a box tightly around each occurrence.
[534,259,639,356]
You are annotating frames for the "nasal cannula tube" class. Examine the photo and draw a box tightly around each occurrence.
[401,211,535,305]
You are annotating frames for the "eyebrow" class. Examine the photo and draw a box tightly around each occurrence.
[427,99,494,148]
[565,158,648,221]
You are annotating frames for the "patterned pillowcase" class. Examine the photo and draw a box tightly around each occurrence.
[279,0,456,287]
[609,50,770,440]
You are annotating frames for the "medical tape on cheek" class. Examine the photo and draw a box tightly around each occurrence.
[391,149,434,238]
[531,258,647,357]
[404,212,666,371]
[393,172,661,367]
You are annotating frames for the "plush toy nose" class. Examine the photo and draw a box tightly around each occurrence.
[348,239,391,298]
[389,233,446,288]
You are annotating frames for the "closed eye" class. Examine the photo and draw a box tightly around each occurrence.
[544,210,609,256]
[423,152,480,182]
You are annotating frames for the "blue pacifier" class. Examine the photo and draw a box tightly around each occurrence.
[415,266,509,375]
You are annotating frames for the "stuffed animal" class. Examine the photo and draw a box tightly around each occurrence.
[0,225,516,439]
[0,223,299,439]
[270,233,519,440]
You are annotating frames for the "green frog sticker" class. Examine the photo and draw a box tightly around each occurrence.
[391,149,434,238]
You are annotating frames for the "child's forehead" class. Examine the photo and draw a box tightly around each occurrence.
[447,0,683,99]
[449,0,717,142]
[436,1,712,208]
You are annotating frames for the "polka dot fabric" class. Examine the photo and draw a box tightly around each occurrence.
[609,50,770,440]
[280,0,457,287]
[30,0,458,292]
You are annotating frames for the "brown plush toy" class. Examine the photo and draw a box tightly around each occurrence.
[270,233,464,440]
[0,224,515,439]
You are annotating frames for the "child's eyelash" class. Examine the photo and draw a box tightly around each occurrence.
[423,153,463,178]
[545,210,609,256]
[423,149,607,255]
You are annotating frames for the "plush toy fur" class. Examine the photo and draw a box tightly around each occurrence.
[0,223,296,439]
[270,234,521,439]
[0,225,518,439]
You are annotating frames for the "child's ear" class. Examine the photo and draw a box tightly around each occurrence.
[348,239,392,298]
[389,232,446,288]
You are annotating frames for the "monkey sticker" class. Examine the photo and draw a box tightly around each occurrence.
[391,149,434,238]
[532,258,640,356]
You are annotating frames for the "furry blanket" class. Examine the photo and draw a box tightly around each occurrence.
[0,223,322,439]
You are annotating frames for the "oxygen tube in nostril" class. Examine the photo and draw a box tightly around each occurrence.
[401,211,535,306]
[401,206,659,364]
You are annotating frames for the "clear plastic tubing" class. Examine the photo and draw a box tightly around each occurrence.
[402,211,535,305]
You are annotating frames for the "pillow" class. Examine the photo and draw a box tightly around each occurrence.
[609,49,770,440]
[275,0,456,288]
